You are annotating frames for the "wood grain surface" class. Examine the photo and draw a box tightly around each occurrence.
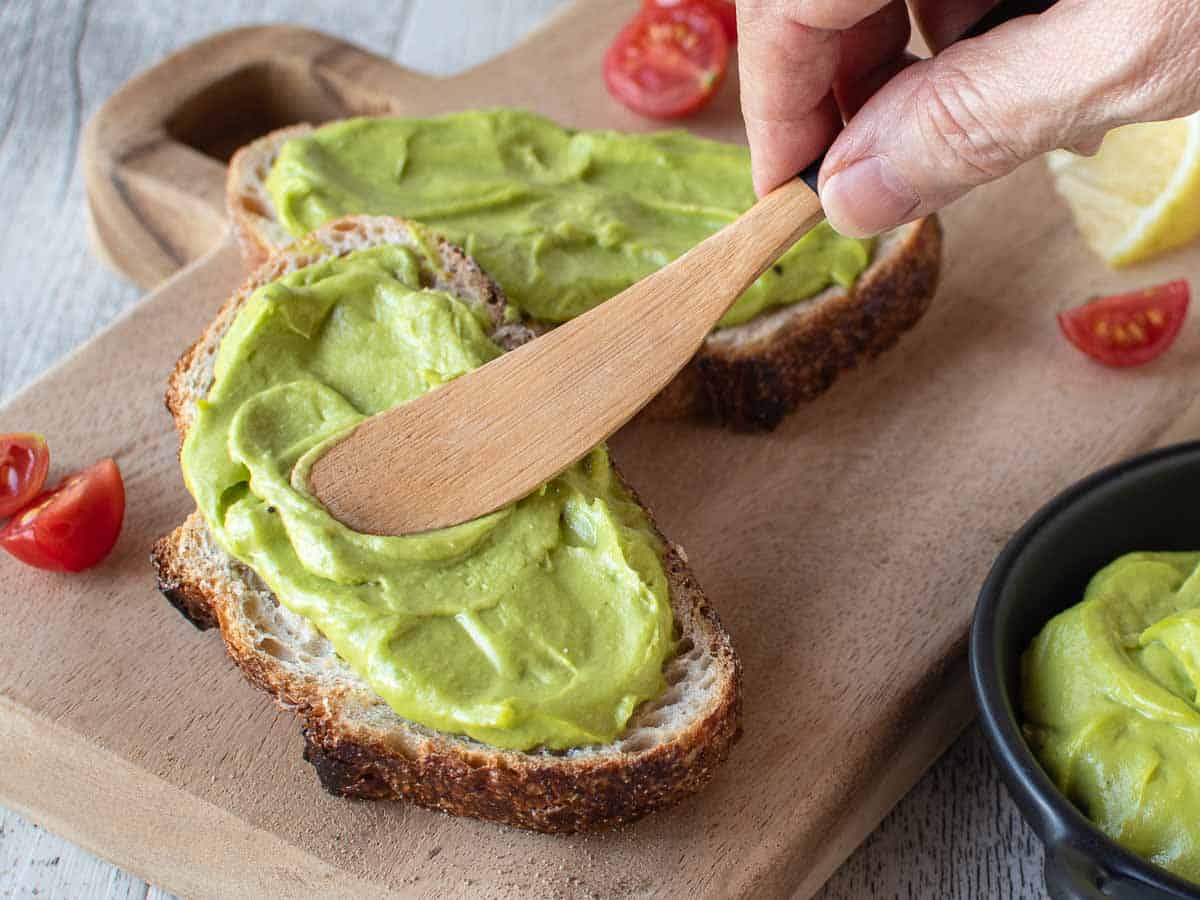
[5,1,1194,898]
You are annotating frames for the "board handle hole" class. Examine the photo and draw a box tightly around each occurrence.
[165,60,348,163]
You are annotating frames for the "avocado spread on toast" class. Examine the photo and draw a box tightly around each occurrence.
[180,240,676,751]
[1024,552,1200,882]
[264,108,872,327]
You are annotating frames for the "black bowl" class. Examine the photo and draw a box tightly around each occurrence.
[971,441,1200,900]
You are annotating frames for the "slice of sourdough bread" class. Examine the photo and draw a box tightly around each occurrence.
[153,215,742,833]
[227,123,943,430]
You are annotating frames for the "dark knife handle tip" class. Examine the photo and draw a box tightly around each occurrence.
[798,156,824,194]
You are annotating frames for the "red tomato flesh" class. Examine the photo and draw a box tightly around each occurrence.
[0,458,125,572]
[1057,280,1190,368]
[646,0,736,43]
[0,433,49,519]
[604,3,730,119]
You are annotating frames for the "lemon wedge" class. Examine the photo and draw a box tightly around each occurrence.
[1047,113,1200,266]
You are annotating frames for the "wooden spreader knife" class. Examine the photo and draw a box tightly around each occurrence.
[308,0,1057,536]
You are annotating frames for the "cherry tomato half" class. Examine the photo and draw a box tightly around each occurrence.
[0,433,49,519]
[1057,280,1190,368]
[0,458,125,572]
[646,0,736,43]
[604,2,730,120]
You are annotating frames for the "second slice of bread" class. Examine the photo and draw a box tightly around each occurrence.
[227,122,943,430]
[154,215,743,833]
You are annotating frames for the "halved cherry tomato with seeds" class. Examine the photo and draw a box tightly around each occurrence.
[604,2,730,120]
[0,433,49,519]
[1057,280,1189,368]
[0,458,125,572]
[646,0,737,43]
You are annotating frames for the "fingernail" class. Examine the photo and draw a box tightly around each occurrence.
[821,157,920,238]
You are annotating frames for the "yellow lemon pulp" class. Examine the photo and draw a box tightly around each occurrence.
[1047,114,1200,267]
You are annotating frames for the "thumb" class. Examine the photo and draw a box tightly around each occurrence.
[818,0,1200,237]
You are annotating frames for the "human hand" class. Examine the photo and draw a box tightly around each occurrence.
[738,0,1200,236]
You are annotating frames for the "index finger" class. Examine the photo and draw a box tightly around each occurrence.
[738,1,843,195]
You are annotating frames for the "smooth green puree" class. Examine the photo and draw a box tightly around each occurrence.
[264,109,873,327]
[180,240,676,751]
[1024,552,1200,882]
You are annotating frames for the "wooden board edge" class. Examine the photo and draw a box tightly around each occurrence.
[451,0,589,81]
[0,695,390,900]
[788,655,974,899]
[0,237,244,421]
[1150,396,1200,448]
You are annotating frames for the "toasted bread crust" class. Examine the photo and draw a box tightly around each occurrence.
[151,520,742,832]
[151,540,217,630]
[156,216,742,832]
[648,216,943,429]
[227,123,943,431]
[226,122,313,267]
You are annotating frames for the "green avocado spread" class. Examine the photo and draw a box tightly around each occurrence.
[180,239,676,751]
[1023,551,1200,882]
[264,108,873,327]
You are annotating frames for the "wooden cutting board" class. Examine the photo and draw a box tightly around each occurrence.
[5,3,1200,897]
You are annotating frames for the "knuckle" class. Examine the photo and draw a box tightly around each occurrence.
[911,63,1026,182]
[1126,1,1200,118]
[1061,134,1104,157]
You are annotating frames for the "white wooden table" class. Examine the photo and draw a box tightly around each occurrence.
[0,1,1047,896]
